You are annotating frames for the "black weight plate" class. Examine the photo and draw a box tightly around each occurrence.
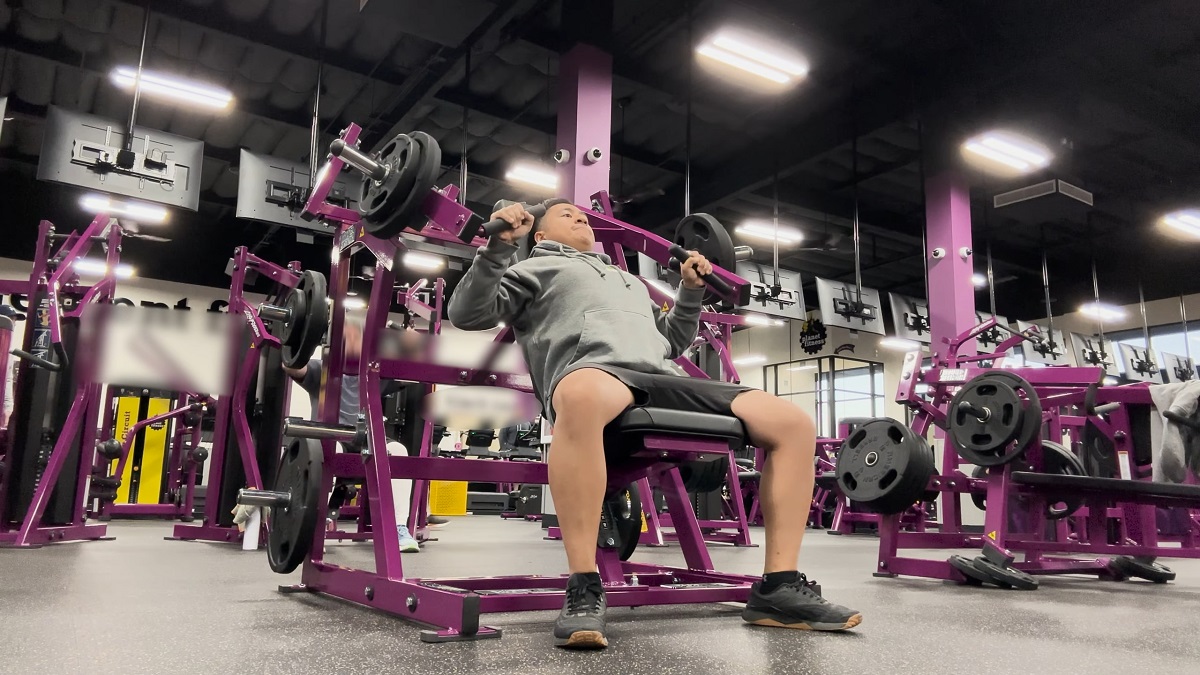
[987,371,1043,463]
[674,214,736,297]
[267,438,323,574]
[1110,556,1175,583]
[1040,441,1086,519]
[948,554,990,586]
[370,131,442,239]
[281,271,328,370]
[279,287,307,348]
[835,418,936,515]
[970,464,988,511]
[359,135,418,226]
[972,556,1039,590]
[610,483,643,561]
[949,372,1041,466]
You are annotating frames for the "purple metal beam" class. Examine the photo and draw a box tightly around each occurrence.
[557,45,612,204]
[924,172,976,357]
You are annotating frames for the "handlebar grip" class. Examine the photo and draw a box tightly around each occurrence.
[480,204,548,239]
[11,348,62,372]
[667,245,734,296]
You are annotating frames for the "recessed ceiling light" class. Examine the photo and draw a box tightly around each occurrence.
[1161,209,1200,240]
[505,163,558,190]
[1079,302,1126,322]
[972,273,988,288]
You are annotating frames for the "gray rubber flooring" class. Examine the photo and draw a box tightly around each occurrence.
[2,516,1199,675]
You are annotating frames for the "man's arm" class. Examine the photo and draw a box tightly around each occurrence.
[654,286,706,358]
[447,238,538,330]
[283,361,309,383]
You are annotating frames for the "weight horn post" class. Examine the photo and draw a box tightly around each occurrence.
[283,417,360,444]
[330,138,387,182]
[957,401,990,422]
[259,303,291,322]
[237,489,292,508]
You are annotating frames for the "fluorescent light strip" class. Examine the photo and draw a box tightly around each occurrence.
[879,337,920,351]
[743,313,774,326]
[506,164,558,190]
[962,141,1030,171]
[1079,302,1127,322]
[972,273,988,287]
[979,135,1050,167]
[1163,210,1200,238]
[80,194,169,223]
[733,354,768,365]
[787,364,817,372]
[735,221,804,244]
[74,258,134,279]
[696,44,790,84]
[111,67,233,109]
[403,251,445,271]
[710,35,807,77]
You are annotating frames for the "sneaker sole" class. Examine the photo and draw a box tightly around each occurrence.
[744,613,862,632]
[400,545,420,553]
[556,631,609,649]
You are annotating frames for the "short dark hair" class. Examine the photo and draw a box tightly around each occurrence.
[525,198,572,251]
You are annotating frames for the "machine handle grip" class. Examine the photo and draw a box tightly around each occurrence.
[11,348,62,372]
[667,245,734,296]
[479,204,548,239]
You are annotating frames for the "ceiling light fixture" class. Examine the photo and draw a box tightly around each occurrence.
[972,273,988,288]
[787,364,817,372]
[505,163,558,190]
[734,220,804,245]
[110,66,233,110]
[696,33,808,85]
[961,130,1051,175]
[73,258,135,279]
[879,336,921,351]
[80,194,169,223]
[403,251,445,271]
[1162,209,1200,239]
[733,354,768,365]
[1079,302,1127,322]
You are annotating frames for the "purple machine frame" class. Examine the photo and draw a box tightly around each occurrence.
[283,81,775,636]
[869,172,1200,584]
[0,216,121,547]
[169,248,301,544]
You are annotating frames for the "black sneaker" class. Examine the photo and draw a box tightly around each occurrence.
[742,574,862,631]
[554,573,608,649]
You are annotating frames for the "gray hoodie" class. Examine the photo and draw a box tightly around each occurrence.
[447,238,706,411]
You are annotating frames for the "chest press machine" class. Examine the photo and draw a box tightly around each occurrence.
[234,121,795,642]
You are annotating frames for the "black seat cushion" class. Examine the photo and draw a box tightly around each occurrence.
[606,407,746,443]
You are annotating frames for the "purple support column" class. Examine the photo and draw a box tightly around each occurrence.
[556,44,612,205]
[925,171,977,359]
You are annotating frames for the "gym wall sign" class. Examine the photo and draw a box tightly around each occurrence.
[0,294,234,315]
[799,319,828,355]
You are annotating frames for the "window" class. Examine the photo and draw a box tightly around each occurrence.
[767,356,885,437]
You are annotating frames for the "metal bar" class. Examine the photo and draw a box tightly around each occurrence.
[283,418,359,443]
[237,489,291,507]
[124,0,152,152]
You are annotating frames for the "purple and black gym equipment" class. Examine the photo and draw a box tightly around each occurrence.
[0,215,122,547]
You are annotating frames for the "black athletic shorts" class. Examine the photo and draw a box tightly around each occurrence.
[554,363,754,420]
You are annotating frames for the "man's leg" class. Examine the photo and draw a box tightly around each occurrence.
[730,390,861,631]
[386,441,418,552]
[548,368,634,573]
[547,368,633,649]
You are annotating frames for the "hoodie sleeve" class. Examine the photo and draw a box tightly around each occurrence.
[653,286,705,358]
[447,237,539,330]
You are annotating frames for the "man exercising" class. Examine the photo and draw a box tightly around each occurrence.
[448,199,862,649]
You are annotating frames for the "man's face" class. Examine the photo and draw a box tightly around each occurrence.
[533,202,595,251]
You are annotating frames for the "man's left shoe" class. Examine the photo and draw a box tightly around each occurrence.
[742,574,862,631]
[397,525,420,553]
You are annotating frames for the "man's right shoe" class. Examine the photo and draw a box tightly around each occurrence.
[554,573,608,649]
[742,573,862,631]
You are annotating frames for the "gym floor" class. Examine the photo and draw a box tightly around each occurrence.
[2,518,1198,675]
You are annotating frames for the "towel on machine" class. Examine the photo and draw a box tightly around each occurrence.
[1149,380,1200,483]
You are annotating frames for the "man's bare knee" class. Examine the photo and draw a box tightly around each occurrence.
[552,368,635,428]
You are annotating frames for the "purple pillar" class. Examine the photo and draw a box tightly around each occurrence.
[925,171,976,359]
[556,44,612,205]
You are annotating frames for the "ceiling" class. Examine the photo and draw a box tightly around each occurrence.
[2,0,1198,325]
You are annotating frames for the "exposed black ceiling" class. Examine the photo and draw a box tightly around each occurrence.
[2,0,1198,324]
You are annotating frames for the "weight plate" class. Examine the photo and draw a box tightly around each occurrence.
[279,287,307,348]
[391,131,441,236]
[948,554,990,586]
[267,438,323,574]
[359,135,418,226]
[1040,441,1086,519]
[281,270,328,370]
[948,372,1041,466]
[673,214,736,297]
[835,418,936,515]
[609,483,643,561]
[1109,556,1175,583]
[970,464,988,511]
[971,556,1039,590]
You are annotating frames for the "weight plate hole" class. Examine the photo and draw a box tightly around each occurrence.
[886,425,903,443]
[878,469,898,490]
[848,429,866,448]
[371,192,388,210]
[972,433,991,445]
[1002,404,1014,425]
[842,473,858,491]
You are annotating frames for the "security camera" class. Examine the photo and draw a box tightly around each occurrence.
[931,247,947,259]
[553,149,571,164]
[959,246,972,260]
[584,147,603,164]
